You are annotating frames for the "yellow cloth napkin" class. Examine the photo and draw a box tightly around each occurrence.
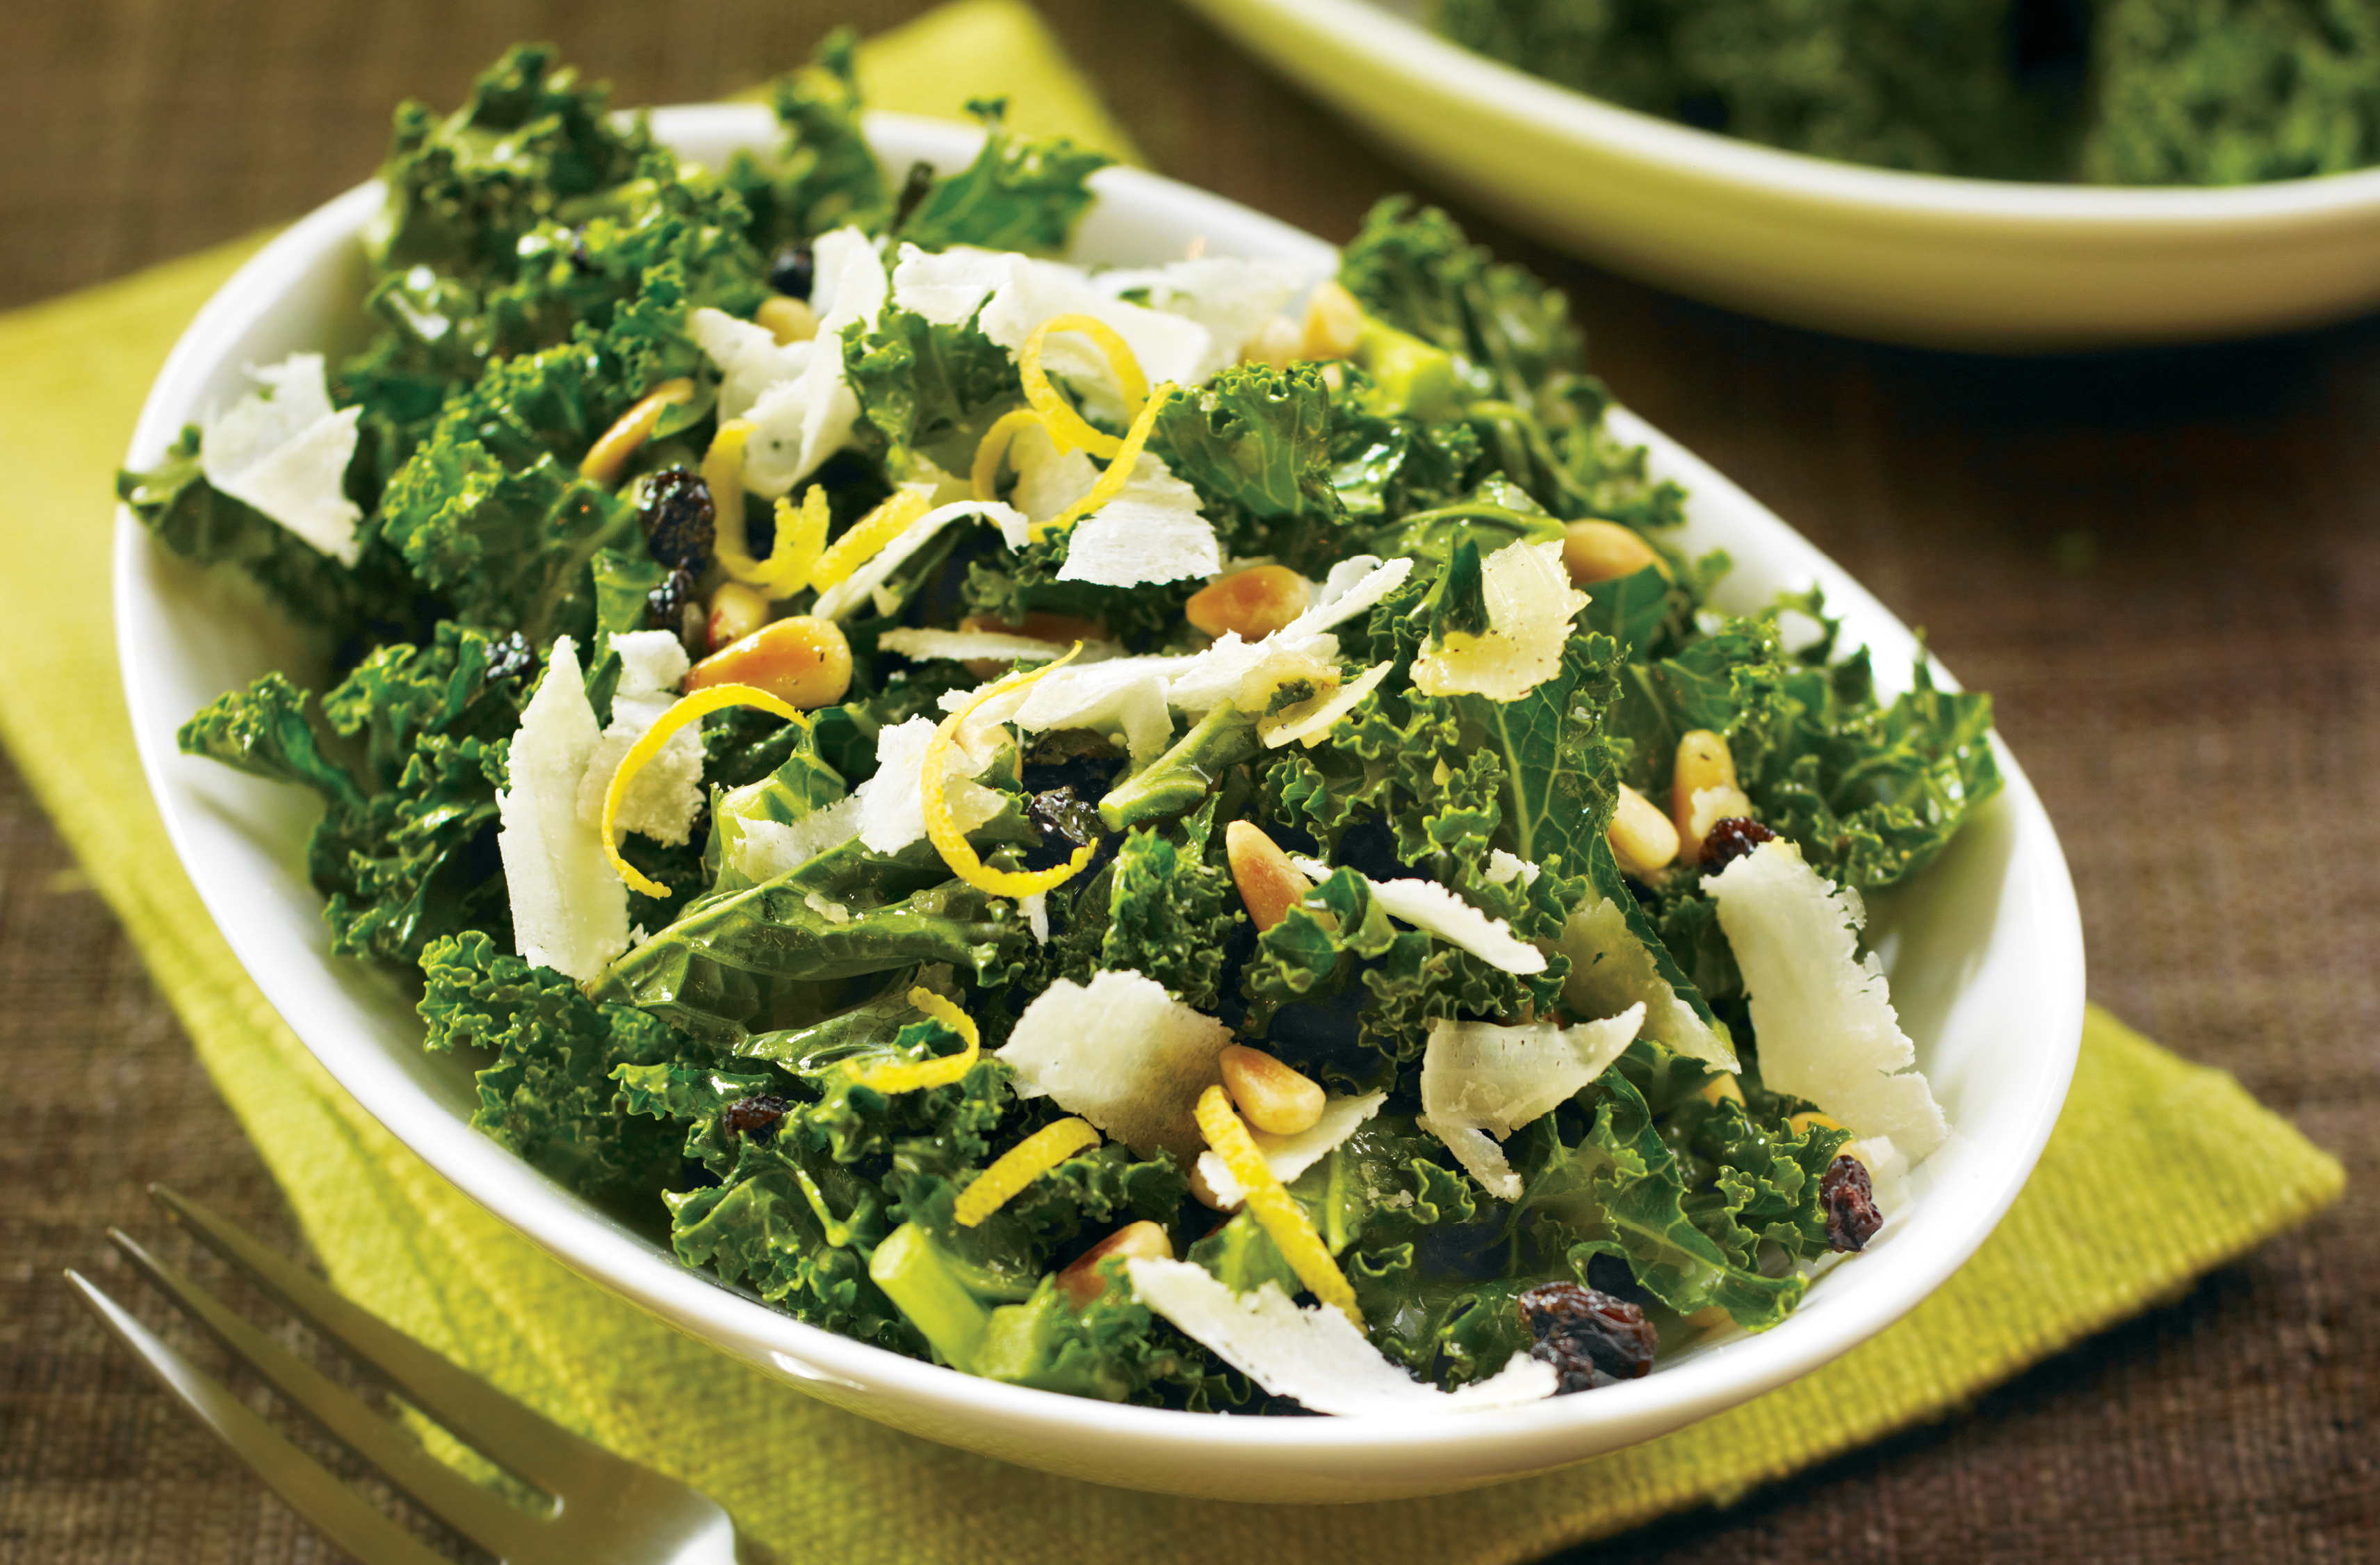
[0,3,2342,1559]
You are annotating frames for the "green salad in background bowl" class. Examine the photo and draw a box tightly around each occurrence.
[113,35,2082,1498]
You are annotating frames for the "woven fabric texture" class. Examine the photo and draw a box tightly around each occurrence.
[0,3,2368,1562]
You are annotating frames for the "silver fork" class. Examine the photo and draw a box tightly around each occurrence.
[63,1185,744,1565]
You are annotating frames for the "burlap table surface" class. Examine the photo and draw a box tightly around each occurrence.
[1,3,2373,1562]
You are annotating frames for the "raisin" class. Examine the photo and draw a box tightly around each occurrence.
[1516,1281,1658,1393]
[720,1094,792,1144]
[645,567,701,655]
[765,243,816,300]
[482,631,535,687]
[1700,817,1777,874]
[638,467,715,573]
[1820,1154,1883,1252]
[892,160,936,231]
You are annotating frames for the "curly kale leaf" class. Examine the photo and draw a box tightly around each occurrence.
[370,44,654,279]
[1150,363,1351,569]
[1098,798,1242,1010]
[843,306,1024,476]
[895,98,1114,256]
[176,672,366,811]
[728,28,894,249]
[420,930,685,1200]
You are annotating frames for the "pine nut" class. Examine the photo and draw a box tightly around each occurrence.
[706,581,771,653]
[1562,519,1661,586]
[1185,565,1308,641]
[1671,730,1751,865]
[758,295,820,345]
[1301,279,1364,361]
[1219,1044,1326,1136]
[1225,821,1310,933]
[1698,1073,1745,1108]
[686,615,852,709]
[1608,783,1680,879]
[578,377,695,486]
[1055,1220,1173,1307]
[1241,313,1303,370]
[1788,1111,1871,1173]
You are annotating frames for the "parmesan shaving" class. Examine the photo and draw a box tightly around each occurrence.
[1195,1090,1387,1208]
[727,793,863,883]
[724,226,886,495]
[1410,540,1585,703]
[1288,856,1548,974]
[876,628,1077,664]
[1706,840,1948,1159]
[1091,256,1319,379]
[1261,659,1391,748]
[576,630,701,847]
[1054,452,1222,587]
[851,716,999,855]
[495,636,628,981]
[1416,1006,1645,1199]
[199,353,364,566]
[1125,1259,1557,1416]
[1556,896,1736,1070]
[812,496,1022,621]
[994,970,1233,1161]
[1486,850,1540,886]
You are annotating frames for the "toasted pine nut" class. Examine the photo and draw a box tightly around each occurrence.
[578,377,695,486]
[687,615,852,709]
[1188,1156,1241,1213]
[1219,1044,1327,1136]
[1561,519,1661,586]
[1698,1073,1745,1108]
[956,612,1105,678]
[1788,1111,1871,1173]
[1671,730,1745,865]
[1301,280,1364,361]
[1186,565,1308,642]
[1056,1220,1173,1308]
[1686,1304,1734,1331]
[706,582,771,653]
[1225,821,1309,933]
[1241,314,1303,370]
[758,295,820,345]
[1608,783,1680,880]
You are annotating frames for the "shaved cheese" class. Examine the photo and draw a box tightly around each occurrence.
[1004,658,1178,765]
[812,497,1021,621]
[496,636,628,981]
[888,243,1013,324]
[1125,1260,1558,1416]
[598,684,804,897]
[954,1117,1102,1227]
[576,630,701,846]
[1410,541,1585,703]
[1417,1006,1645,1199]
[1093,256,1319,379]
[852,715,999,854]
[1019,890,1050,944]
[1196,1090,1387,1208]
[1293,555,1415,637]
[729,227,886,495]
[1055,453,1222,587]
[876,628,1077,664]
[995,970,1233,1161]
[1006,420,1100,518]
[1289,856,1547,974]
[200,353,363,565]
[728,793,863,883]
[688,308,814,425]
[1262,659,1391,748]
[1486,850,1540,886]
[1556,896,1737,1070]
[1707,840,1948,1159]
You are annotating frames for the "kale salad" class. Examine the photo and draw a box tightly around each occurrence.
[122,38,1998,1415]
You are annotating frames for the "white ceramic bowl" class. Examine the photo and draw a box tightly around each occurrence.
[1184,0,2380,350]
[117,105,2084,1502]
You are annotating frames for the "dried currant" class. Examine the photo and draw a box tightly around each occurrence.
[1820,1154,1883,1252]
[638,467,716,573]
[645,566,701,654]
[1700,817,1777,874]
[765,243,815,300]
[1516,1281,1659,1393]
[892,160,936,230]
[720,1094,792,1145]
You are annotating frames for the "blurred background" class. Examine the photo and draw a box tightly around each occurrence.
[2,1,2372,1560]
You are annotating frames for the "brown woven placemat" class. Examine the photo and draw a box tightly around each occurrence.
[0,2,2372,1561]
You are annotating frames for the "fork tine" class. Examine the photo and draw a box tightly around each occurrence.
[149,1184,608,1493]
[65,1268,453,1565]
[107,1228,540,1560]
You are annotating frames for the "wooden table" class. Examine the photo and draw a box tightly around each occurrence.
[2,2,2372,1559]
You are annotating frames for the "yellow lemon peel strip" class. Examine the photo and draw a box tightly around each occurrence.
[923,647,1095,899]
[1018,313,1149,459]
[1029,384,1175,544]
[1196,1084,1363,1327]
[849,987,984,1095]
[971,407,1050,502]
[953,1117,1102,1227]
[601,682,807,897]
[809,485,936,593]
[718,483,830,596]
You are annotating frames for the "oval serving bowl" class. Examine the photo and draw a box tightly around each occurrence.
[1184,0,2380,351]
[116,104,2085,1502]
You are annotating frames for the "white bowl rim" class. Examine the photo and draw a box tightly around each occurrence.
[115,102,2086,1477]
[1205,0,2380,231]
